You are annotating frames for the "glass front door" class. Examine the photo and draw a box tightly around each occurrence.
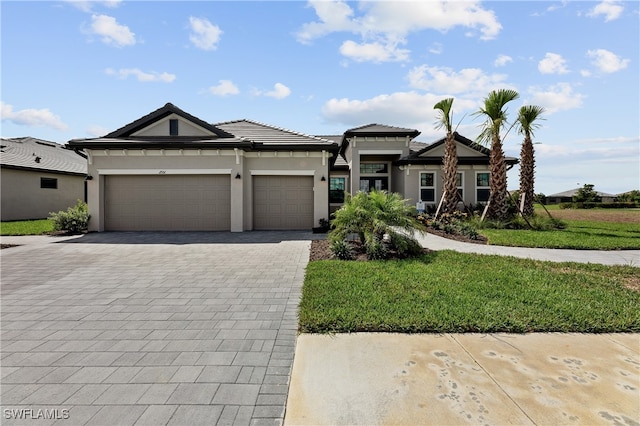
[359,177,389,192]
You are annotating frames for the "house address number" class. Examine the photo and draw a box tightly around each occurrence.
[159,171,167,174]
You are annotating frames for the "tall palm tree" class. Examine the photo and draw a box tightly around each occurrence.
[515,105,545,217]
[434,98,458,214]
[475,89,520,220]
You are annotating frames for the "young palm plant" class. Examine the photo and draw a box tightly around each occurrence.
[329,190,425,260]
[475,89,520,221]
[434,98,458,214]
[516,105,545,217]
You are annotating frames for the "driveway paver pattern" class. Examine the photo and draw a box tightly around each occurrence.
[1,232,312,426]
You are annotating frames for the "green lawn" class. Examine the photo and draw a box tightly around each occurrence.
[480,219,640,250]
[0,219,54,236]
[300,251,640,334]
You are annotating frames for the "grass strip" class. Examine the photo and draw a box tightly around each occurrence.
[481,220,640,250]
[300,251,640,333]
[0,219,54,236]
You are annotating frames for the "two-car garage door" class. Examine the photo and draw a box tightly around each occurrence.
[104,174,314,231]
[105,175,230,231]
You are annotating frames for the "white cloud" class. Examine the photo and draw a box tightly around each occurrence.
[264,83,291,99]
[89,14,135,47]
[252,83,291,99]
[528,83,585,114]
[209,80,239,96]
[296,1,501,63]
[339,40,409,63]
[494,54,513,67]
[189,17,222,51]
[407,65,510,95]
[587,0,624,22]
[321,91,477,135]
[86,124,110,137]
[66,1,121,12]
[0,101,68,131]
[105,68,176,83]
[538,53,569,74]
[428,42,443,55]
[586,49,629,73]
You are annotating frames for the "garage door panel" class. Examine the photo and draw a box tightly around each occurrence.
[106,175,230,231]
[253,175,313,230]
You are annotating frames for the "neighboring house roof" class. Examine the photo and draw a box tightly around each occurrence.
[106,102,235,139]
[547,188,616,198]
[214,119,337,151]
[0,137,86,176]
[397,132,519,166]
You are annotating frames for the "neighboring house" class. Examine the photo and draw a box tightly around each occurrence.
[547,188,617,204]
[67,103,516,232]
[1,137,87,221]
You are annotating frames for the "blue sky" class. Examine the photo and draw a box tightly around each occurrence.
[2,0,638,195]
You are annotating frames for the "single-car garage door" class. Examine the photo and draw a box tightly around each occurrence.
[253,175,313,230]
[105,175,230,231]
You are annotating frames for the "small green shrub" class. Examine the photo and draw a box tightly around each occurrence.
[365,236,388,260]
[388,232,424,257]
[49,200,90,234]
[330,239,354,260]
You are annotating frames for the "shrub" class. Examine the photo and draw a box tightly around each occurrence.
[364,236,388,260]
[330,239,354,260]
[329,190,425,260]
[49,200,90,234]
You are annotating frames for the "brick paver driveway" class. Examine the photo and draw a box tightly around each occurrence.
[1,232,312,426]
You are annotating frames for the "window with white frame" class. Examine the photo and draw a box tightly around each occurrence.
[456,172,464,202]
[476,172,490,203]
[419,172,435,202]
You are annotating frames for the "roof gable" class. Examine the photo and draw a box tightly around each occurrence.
[397,132,518,166]
[105,103,234,139]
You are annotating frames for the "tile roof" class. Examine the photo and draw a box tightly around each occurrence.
[1,137,87,175]
[547,188,617,198]
[214,119,337,148]
[344,123,421,137]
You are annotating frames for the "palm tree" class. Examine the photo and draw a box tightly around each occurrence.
[434,98,458,214]
[475,89,520,220]
[515,105,545,217]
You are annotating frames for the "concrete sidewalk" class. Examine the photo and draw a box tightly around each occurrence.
[285,333,640,425]
[415,232,640,266]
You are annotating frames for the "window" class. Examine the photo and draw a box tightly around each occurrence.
[360,162,389,193]
[419,172,435,202]
[169,119,179,136]
[41,177,57,189]
[360,163,387,174]
[456,172,464,202]
[476,172,490,202]
[329,177,346,203]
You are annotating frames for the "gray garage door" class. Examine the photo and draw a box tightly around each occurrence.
[105,175,230,231]
[253,175,314,230]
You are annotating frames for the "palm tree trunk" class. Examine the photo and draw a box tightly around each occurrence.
[488,135,508,220]
[442,132,458,214]
[519,135,535,217]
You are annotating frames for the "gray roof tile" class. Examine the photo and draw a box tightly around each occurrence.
[1,137,86,175]
[215,120,336,147]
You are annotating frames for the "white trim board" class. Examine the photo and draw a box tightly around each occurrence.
[97,169,232,175]
[250,170,316,176]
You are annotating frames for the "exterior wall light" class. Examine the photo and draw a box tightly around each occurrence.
[320,176,326,182]
[235,173,241,179]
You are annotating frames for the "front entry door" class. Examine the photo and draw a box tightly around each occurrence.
[359,177,389,192]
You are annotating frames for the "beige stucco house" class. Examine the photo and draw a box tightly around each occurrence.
[1,137,87,221]
[68,103,516,232]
